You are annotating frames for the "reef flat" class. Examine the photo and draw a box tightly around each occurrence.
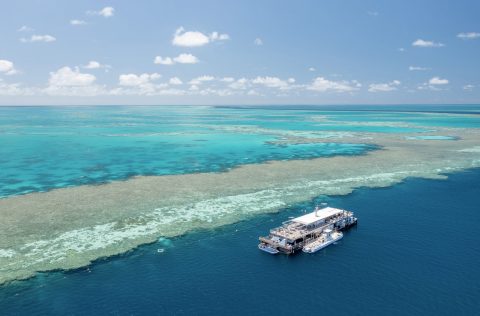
[1,124,480,285]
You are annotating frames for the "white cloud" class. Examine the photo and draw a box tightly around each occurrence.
[20,34,56,43]
[0,60,18,75]
[210,32,229,41]
[4,66,107,96]
[418,77,449,91]
[211,88,234,97]
[154,54,199,65]
[99,7,115,17]
[229,78,248,90]
[218,76,296,91]
[17,25,33,32]
[84,61,101,69]
[412,39,444,48]
[173,53,199,64]
[88,6,115,18]
[409,66,429,71]
[367,11,379,16]
[398,47,406,52]
[153,88,186,96]
[169,77,183,85]
[189,75,215,85]
[155,88,186,96]
[368,80,401,92]
[12,71,465,99]
[110,82,184,96]
[154,56,174,65]
[118,73,161,86]
[252,76,290,89]
[43,85,108,96]
[220,77,235,82]
[70,19,87,26]
[307,77,360,93]
[0,79,34,96]
[173,27,209,47]
[172,27,229,47]
[191,87,234,97]
[254,38,263,46]
[49,67,96,86]
[83,61,110,70]
[457,32,480,40]
[308,67,316,72]
[429,77,449,85]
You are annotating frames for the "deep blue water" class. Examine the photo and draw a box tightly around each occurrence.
[1,168,479,315]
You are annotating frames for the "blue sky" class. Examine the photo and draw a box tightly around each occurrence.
[0,0,479,105]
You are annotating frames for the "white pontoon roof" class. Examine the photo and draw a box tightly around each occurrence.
[292,207,344,225]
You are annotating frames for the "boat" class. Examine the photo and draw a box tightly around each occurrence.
[302,229,343,253]
[258,243,279,254]
[258,206,356,254]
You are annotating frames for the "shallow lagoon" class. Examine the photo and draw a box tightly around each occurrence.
[3,105,480,197]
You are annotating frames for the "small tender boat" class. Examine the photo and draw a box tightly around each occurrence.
[258,243,279,254]
[302,229,343,253]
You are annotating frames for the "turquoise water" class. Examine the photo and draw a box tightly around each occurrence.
[2,106,479,198]
[1,168,479,315]
[0,106,377,197]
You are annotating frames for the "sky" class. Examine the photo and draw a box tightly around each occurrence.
[0,0,479,105]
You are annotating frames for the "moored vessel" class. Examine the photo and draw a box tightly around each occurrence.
[258,206,356,255]
[258,243,280,254]
[302,229,343,253]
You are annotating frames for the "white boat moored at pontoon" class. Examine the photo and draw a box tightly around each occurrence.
[258,243,280,254]
[302,229,343,253]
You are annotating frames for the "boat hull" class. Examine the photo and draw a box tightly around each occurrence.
[258,244,279,254]
[302,233,343,254]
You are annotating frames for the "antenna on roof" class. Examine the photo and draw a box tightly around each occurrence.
[314,202,326,217]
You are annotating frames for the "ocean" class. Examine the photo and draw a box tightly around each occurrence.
[0,105,479,315]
